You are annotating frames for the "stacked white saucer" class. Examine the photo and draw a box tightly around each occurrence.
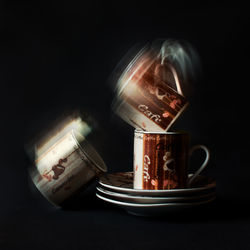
[96,172,216,216]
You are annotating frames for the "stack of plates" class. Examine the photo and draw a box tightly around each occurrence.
[96,172,216,216]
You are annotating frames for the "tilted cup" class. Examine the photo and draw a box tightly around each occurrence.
[133,130,210,190]
[28,116,107,206]
[113,47,188,132]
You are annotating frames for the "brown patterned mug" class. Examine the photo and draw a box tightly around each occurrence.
[113,47,188,132]
[133,130,210,190]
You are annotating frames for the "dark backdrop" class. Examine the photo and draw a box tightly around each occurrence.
[0,1,249,249]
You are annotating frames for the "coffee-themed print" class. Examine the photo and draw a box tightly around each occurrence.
[27,40,215,216]
[134,131,189,190]
[114,47,188,132]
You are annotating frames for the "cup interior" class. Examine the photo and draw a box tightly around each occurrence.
[73,131,107,173]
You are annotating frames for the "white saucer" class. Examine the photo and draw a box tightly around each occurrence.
[96,192,216,216]
[99,172,216,197]
[96,185,216,204]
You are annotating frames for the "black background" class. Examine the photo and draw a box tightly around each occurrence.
[0,1,249,249]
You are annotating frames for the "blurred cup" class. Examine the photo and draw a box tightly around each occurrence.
[27,114,107,206]
[113,47,188,132]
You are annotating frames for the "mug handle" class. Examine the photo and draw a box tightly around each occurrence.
[187,145,210,187]
[159,43,184,96]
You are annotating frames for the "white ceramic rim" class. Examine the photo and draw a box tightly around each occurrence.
[96,186,216,201]
[99,173,216,194]
[116,46,152,96]
[99,181,216,195]
[96,192,216,208]
[134,129,189,135]
[72,130,107,173]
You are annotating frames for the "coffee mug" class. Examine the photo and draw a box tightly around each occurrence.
[30,129,107,206]
[113,47,188,132]
[133,130,210,190]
